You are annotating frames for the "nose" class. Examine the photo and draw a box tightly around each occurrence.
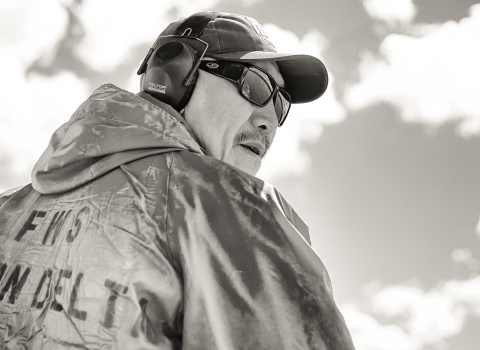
[250,101,278,133]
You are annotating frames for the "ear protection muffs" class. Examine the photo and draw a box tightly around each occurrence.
[137,12,221,112]
[142,42,197,111]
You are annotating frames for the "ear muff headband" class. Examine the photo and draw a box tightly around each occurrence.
[137,12,221,111]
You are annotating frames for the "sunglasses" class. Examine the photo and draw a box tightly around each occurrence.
[198,60,292,126]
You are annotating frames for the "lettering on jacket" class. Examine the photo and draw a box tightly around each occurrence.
[0,206,129,329]
[13,207,89,245]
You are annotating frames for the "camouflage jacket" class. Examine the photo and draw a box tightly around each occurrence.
[0,84,355,349]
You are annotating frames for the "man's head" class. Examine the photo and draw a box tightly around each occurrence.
[184,60,284,175]
[138,12,328,175]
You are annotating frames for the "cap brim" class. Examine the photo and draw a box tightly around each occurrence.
[210,51,328,103]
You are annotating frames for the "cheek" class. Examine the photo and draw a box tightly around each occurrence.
[213,82,252,118]
[210,85,254,135]
[196,71,254,125]
[185,71,256,161]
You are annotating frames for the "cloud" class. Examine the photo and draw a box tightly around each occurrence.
[0,0,89,193]
[0,0,68,60]
[257,25,346,181]
[342,276,480,349]
[0,66,89,193]
[75,0,223,73]
[362,0,417,26]
[341,304,418,350]
[345,4,480,138]
[451,248,479,271]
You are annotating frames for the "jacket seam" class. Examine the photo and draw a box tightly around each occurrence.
[164,152,179,278]
[162,152,184,336]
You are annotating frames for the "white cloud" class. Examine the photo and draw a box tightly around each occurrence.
[451,248,479,270]
[0,0,68,61]
[346,4,480,138]
[75,0,222,72]
[0,64,89,192]
[0,0,88,193]
[342,304,419,350]
[342,276,480,349]
[443,277,480,318]
[369,285,466,344]
[362,0,417,26]
[257,25,346,181]
[0,3,89,192]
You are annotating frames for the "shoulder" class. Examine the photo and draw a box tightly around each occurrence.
[0,186,23,197]
[0,185,26,208]
[168,151,311,242]
[169,151,264,197]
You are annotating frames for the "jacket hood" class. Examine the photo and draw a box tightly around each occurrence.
[32,84,204,194]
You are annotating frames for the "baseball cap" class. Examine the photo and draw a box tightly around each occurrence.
[150,12,328,104]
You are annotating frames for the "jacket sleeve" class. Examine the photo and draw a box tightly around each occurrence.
[166,153,356,350]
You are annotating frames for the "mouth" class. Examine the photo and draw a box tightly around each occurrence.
[238,141,265,157]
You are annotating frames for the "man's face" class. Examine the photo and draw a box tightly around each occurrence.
[184,61,285,176]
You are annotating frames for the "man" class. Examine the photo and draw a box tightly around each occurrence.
[0,12,355,350]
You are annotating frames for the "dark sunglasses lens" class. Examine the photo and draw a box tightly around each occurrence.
[275,91,291,126]
[238,66,291,126]
[225,63,244,81]
[241,69,273,105]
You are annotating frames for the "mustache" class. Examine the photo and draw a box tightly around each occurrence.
[234,130,271,157]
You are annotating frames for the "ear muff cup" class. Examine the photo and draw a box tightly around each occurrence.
[142,42,198,111]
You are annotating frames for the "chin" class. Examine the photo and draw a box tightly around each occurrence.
[237,160,261,176]
[230,146,262,175]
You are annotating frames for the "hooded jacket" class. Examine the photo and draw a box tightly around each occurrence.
[0,84,355,349]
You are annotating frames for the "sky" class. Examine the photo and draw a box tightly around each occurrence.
[0,0,479,348]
